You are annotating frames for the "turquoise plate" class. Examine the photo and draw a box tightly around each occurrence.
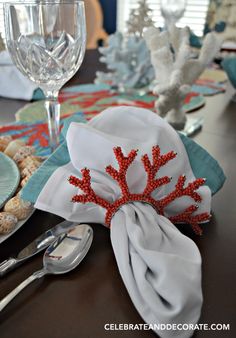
[0,152,20,209]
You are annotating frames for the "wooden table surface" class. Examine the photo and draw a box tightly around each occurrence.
[0,50,235,338]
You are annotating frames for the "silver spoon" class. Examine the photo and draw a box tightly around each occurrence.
[0,223,93,312]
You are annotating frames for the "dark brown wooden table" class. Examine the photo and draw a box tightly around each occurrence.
[0,50,235,338]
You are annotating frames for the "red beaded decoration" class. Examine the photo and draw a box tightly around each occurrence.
[68,146,210,235]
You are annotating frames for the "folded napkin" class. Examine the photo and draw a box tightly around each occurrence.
[22,107,224,337]
[0,51,38,100]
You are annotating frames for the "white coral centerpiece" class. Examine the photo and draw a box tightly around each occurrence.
[144,25,221,129]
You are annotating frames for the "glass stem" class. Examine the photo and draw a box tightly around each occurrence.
[44,90,60,152]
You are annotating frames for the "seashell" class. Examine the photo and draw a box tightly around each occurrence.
[20,176,30,187]
[18,155,42,170]
[4,139,25,158]
[0,135,13,152]
[0,212,18,234]
[21,162,40,178]
[13,146,35,164]
[4,195,33,220]
[35,156,46,162]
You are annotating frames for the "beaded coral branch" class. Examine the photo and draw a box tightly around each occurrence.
[68,146,210,235]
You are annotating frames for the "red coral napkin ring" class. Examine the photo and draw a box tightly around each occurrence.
[69,146,210,235]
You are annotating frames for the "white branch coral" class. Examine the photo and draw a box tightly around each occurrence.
[144,25,222,129]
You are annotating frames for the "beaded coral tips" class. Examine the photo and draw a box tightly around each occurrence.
[69,145,210,235]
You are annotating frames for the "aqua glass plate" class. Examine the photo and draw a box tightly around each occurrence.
[0,152,20,209]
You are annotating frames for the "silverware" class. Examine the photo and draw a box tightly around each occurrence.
[182,117,204,137]
[0,224,93,312]
[0,220,75,277]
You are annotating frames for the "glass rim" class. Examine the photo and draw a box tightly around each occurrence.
[3,1,84,5]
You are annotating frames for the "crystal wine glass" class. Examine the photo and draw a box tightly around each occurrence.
[160,0,187,28]
[4,1,86,151]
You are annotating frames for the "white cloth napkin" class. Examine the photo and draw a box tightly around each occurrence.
[35,106,211,337]
[0,51,37,100]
